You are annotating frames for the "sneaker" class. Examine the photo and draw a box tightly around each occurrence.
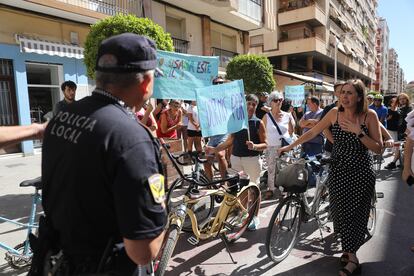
[248,216,260,231]
[384,162,396,170]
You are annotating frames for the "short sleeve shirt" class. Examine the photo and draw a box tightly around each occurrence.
[302,108,324,144]
[369,104,388,128]
[42,92,166,256]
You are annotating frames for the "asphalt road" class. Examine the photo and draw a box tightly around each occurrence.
[0,152,413,276]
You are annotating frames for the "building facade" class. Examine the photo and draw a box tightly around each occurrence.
[0,0,151,155]
[249,0,378,91]
[374,17,389,94]
[388,48,398,95]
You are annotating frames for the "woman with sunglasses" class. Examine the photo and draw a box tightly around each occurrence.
[278,79,382,276]
[156,99,183,139]
[262,91,295,200]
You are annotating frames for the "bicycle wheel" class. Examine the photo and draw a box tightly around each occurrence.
[315,185,330,226]
[223,185,260,243]
[266,196,302,264]
[366,194,377,240]
[5,242,32,269]
[166,177,214,232]
[153,225,180,276]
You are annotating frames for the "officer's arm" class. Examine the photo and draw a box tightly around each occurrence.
[124,232,165,265]
[0,123,47,149]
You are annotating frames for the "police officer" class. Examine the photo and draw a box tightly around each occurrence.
[40,33,166,275]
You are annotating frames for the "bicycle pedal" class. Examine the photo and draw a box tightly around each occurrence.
[187,236,199,246]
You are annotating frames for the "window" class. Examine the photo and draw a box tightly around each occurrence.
[26,62,63,124]
[0,59,17,126]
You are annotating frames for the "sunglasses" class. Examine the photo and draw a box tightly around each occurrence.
[272,99,283,103]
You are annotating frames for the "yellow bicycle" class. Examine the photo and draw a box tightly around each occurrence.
[154,148,260,276]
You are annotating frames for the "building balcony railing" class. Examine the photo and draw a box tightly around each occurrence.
[279,31,324,43]
[211,47,238,68]
[172,37,189,54]
[278,0,316,13]
[278,1,326,26]
[56,0,141,16]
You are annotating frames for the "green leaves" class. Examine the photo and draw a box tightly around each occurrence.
[84,14,174,79]
[226,54,275,94]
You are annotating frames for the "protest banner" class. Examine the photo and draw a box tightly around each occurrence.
[153,50,219,100]
[196,80,248,137]
[284,85,305,107]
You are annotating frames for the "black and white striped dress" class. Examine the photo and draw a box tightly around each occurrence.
[327,114,375,253]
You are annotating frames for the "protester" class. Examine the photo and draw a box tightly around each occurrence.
[156,99,183,139]
[178,100,190,152]
[206,94,267,230]
[262,91,295,200]
[153,99,169,121]
[53,80,77,116]
[320,81,345,154]
[204,76,229,180]
[385,93,412,169]
[186,101,202,153]
[403,110,414,252]
[299,96,324,156]
[136,100,157,135]
[256,92,270,119]
[0,123,47,149]
[369,94,388,127]
[386,96,399,142]
[34,33,166,275]
[278,79,382,276]
[367,94,374,106]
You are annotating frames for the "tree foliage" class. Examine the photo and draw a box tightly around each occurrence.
[226,54,275,94]
[84,14,174,78]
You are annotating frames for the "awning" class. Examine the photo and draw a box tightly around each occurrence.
[337,40,346,54]
[16,34,84,59]
[329,6,340,19]
[274,69,335,90]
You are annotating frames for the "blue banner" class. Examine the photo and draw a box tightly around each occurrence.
[153,50,219,100]
[284,85,305,107]
[196,80,248,137]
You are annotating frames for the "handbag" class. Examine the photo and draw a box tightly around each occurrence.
[268,113,293,147]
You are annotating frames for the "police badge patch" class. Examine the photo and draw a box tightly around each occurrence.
[148,174,166,204]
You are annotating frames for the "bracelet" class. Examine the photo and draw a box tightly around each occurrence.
[252,145,257,151]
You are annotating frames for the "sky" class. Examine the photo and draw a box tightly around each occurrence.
[378,0,414,82]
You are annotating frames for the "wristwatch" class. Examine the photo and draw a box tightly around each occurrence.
[357,131,365,139]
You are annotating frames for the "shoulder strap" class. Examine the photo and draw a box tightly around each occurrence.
[268,113,283,135]
[363,112,369,124]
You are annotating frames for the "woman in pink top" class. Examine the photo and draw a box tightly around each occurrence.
[156,99,183,138]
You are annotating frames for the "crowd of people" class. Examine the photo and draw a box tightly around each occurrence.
[0,32,413,275]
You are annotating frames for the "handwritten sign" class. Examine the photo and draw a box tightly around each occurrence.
[153,50,219,100]
[284,85,305,107]
[196,80,248,137]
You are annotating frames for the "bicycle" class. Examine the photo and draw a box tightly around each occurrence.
[154,142,261,276]
[265,152,332,264]
[0,176,42,269]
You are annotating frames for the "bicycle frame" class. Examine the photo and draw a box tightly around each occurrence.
[0,188,41,256]
[170,183,254,241]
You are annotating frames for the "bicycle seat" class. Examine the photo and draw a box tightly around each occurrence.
[19,176,42,189]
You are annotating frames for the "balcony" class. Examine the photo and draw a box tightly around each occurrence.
[265,34,326,57]
[211,47,238,68]
[56,0,140,16]
[172,37,189,54]
[165,0,262,31]
[4,0,142,24]
[278,1,326,26]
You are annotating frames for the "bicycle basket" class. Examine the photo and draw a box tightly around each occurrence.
[275,160,308,193]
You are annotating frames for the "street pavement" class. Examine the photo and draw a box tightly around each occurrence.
[0,152,414,275]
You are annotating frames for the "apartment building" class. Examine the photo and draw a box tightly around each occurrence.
[249,0,378,92]
[388,48,398,95]
[374,17,389,94]
[151,0,263,70]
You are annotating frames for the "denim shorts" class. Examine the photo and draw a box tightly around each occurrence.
[207,134,228,147]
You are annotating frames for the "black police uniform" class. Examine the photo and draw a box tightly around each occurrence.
[41,90,166,274]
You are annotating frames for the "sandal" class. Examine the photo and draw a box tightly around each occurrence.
[339,260,361,276]
[339,253,349,267]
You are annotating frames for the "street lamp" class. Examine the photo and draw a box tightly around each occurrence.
[334,31,356,83]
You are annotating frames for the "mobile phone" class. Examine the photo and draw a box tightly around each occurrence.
[407,175,414,186]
